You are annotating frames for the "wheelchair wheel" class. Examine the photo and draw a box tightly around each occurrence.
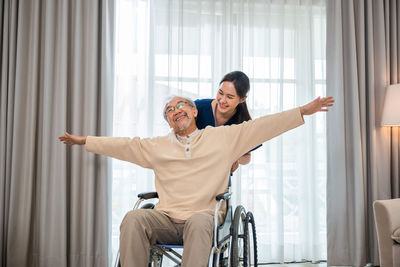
[231,205,249,267]
[244,211,257,267]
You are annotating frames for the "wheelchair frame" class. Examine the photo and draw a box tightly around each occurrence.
[115,191,257,267]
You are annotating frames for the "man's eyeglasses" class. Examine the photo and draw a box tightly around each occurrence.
[165,101,188,114]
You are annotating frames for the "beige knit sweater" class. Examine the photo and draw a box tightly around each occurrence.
[86,107,304,221]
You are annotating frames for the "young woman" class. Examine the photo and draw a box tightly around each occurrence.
[195,71,258,173]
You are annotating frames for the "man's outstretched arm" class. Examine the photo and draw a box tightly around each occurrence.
[58,134,153,169]
[220,96,335,162]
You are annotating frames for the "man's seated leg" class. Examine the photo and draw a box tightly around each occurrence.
[181,211,214,267]
[119,209,180,267]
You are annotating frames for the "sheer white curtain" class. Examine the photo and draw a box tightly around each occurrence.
[112,0,326,264]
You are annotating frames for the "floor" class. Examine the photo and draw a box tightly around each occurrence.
[162,260,327,267]
[262,264,327,267]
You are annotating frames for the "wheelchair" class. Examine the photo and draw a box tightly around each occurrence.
[115,189,258,267]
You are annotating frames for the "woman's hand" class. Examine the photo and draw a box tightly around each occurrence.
[300,96,334,116]
[238,152,251,165]
[58,133,87,146]
[231,160,239,174]
[231,152,252,174]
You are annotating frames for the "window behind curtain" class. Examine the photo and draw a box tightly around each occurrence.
[112,0,326,264]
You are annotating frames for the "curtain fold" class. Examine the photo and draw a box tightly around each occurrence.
[0,1,114,266]
[326,0,400,266]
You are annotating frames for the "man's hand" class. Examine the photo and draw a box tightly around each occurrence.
[300,96,334,116]
[58,133,87,146]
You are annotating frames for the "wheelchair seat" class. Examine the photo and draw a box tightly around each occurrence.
[115,189,257,267]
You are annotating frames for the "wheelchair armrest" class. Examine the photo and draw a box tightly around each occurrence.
[138,192,159,200]
[216,192,231,201]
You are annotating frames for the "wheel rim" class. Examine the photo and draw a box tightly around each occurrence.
[237,216,249,266]
[231,206,249,267]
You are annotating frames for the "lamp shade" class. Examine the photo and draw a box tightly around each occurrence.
[381,84,400,126]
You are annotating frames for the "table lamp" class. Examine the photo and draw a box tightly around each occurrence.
[382,84,400,126]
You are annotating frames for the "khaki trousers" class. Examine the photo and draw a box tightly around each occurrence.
[120,209,214,267]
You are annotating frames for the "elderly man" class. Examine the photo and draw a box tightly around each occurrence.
[59,95,334,267]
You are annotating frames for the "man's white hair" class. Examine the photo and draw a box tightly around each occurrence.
[163,95,196,122]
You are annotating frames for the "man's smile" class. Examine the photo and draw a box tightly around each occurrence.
[174,112,188,122]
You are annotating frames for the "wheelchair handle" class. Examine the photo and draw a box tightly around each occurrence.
[137,192,159,199]
[216,192,232,201]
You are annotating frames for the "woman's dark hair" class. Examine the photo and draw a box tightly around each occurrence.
[219,71,252,123]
